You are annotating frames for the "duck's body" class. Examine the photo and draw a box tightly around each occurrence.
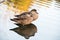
[11,9,38,25]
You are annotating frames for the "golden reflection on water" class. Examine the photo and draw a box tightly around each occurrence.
[10,23,37,39]
[3,0,34,13]
[0,0,60,15]
[0,0,52,14]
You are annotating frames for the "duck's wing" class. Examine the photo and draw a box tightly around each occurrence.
[14,12,31,20]
[19,12,30,18]
[15,15,20,17]
[15,12,29,17]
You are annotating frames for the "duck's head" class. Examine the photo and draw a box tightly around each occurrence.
[30,9,38,20]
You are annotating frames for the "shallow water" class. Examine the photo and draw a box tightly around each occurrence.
[0,0,60,40]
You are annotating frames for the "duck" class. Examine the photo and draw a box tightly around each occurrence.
[11,9,38,25]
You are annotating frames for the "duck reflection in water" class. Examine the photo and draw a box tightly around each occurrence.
[10,23,37,39]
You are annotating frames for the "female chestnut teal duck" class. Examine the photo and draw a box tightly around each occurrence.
[11,9,38,25]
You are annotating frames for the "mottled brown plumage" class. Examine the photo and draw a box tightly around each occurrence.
[11,9,38,25]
